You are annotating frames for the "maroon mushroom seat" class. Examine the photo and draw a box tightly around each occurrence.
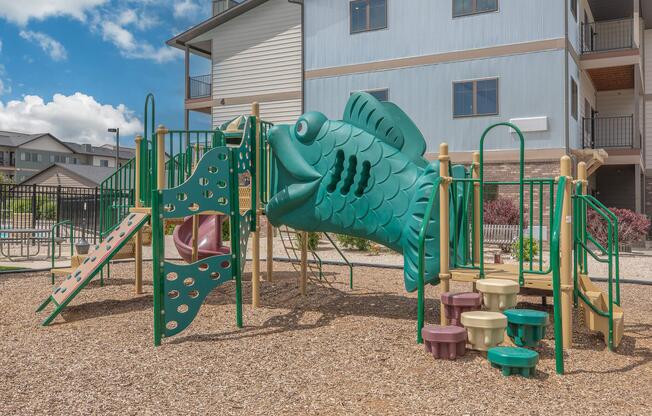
[441,292,482,327]
[421,325,467,360]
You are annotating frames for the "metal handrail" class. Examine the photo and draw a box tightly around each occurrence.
[416,177,443,344]
[323,232,354,289]
[550,176,567,374]
[50,220,73,285]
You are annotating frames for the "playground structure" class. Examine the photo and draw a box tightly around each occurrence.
[37,92,623,376]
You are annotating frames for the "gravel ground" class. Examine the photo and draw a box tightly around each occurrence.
[1,261,651,415]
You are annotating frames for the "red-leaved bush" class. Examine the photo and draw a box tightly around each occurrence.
[586,208,650,245]
[484,197,528,226]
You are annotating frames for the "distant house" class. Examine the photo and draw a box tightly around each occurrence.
[0,130,134,183]
[19,164,118,188]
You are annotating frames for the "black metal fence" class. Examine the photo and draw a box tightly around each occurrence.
[189,74,211,99]
[581,18,633,53]
[582,115,635,149]
[0,184,99,242]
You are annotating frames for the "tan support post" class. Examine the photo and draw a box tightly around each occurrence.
[577,162,587,272]
[266,221,273,281]
[439,143,451,325]
[252,102,261,307]
[472,152,481,264]
[134,135,143,294]
[191,143,200,263]
[560,155,573,349]
[300,231,307,296]
[156,125,167,190]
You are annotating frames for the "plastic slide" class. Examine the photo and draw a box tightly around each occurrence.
[173,215,230,262]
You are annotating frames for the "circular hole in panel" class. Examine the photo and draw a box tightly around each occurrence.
[183,277,195,287]
[217,197,228,206]
[199,177,209,186]
[166,321,178,330]
[189,203,200,212]
[210,272,220,280]
[239,153,243,160]
[168,290,180,299]
[188,290,200,298]
[165,204,176,213]
[166,272,178,281]
[177,193,188,201]
[218,153,227,160]
[198,263,209,272]
[221,261,230,268]
[202,190,213,199]
[208,166,218,174]
[177,304,189,314]
[217,180,227,188]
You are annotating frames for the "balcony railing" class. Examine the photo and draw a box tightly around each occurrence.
[581,18,634,54]
[188,75,212,99]
[582,115,635,149]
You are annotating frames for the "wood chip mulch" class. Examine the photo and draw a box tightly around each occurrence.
[1,261,650,415]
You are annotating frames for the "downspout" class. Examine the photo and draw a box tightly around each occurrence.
[564,0,570,155]
[288,0,305,113]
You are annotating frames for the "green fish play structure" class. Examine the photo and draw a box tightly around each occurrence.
[37,93,624,376]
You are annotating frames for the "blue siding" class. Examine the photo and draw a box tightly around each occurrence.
[305,50,566,153]
[304,0,565,71]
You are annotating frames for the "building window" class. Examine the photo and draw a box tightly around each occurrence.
[20,152,26,161]
[453,0,498,18]
[356,89,389,101]
[571,77,578,120]
[100,159,109,167]
[453,78,498,117]
[350,0,387,34]
[570,0,577,21]
[36,154,43,162]
[50,155,55,163]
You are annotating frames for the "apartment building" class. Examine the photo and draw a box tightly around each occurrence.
[167,0,302,129]
[299,0,651,214]
[0,131,134,183]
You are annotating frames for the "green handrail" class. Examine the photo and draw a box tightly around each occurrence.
[50,220,73,285]
[479,123,525,284]
[416,177,443,344]
[550,176,567,374]
[323,232,354,289]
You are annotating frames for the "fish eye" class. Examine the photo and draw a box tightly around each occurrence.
[294,112,327,143]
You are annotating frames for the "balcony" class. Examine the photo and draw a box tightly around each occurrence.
[582,115,637,149]
[189,75,212,99]
[581,18,633,54]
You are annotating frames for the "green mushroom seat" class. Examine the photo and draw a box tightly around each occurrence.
[487,346,539,378]
[503,309,549,348]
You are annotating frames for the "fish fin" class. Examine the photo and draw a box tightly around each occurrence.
[343,92,427,167]
[401,162,441,292]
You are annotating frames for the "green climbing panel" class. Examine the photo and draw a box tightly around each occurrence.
[163,254,233,337]
[504,309,549,348]
[488,346,539,378]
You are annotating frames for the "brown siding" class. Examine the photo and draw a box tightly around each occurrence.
[593,165,636,210]
[21,167,94,188]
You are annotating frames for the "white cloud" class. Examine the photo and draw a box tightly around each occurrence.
[173,0,202,20]
[100,21,179,63]
[0,0,107,25]
[0,92,143,145]
[19,30,68,61]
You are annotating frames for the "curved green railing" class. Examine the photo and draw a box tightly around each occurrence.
[549,176,567,374]
[416,177,443,344]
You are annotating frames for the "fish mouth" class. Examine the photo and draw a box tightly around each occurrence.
[266,125,322,222]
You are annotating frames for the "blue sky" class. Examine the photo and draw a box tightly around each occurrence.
[0,0,212,148]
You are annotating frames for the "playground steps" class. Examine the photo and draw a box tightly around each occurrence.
[37,213,150,326]
[578,274,624,348]
[450,264,553,291]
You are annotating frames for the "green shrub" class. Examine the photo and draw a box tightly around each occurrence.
[510,238,539,261]
[336,234,371,251]
[38,200,57,220]
[11,198,32,213]
[222,218,230,241]
[296,231,320,251]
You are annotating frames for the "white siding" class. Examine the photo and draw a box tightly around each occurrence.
[205,0,302,127]
[596,90,635,116]
[20,135,70,152]
[22,168,91,187]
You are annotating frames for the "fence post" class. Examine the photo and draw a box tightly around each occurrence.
[31,184,37,228]
[439,143,451,326]
[251,102,262,306]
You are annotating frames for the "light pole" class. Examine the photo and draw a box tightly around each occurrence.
[108,128,120,170]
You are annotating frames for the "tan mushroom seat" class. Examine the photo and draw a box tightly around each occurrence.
[461,311,508,351]
[476,279,519,312]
